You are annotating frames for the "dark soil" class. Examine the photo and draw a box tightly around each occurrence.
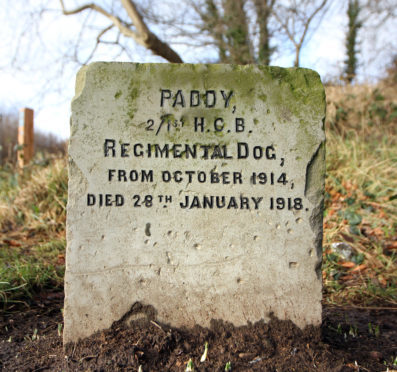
[0,293,396,371]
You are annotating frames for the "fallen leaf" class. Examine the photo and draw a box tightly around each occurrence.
[345,363,358,370]
[370,227,384,237]
[340,233,355,243]
[3,239,21,247]
[57,254,65,265]
[329,189,337,197]
[386,241,397,250]
[378,276,387,286]
[352,264,367,272]
[340,261,356,268]
[379,210,386,219]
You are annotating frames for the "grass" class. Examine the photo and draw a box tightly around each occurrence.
[0,82,396,310]
[323,82,397,307]
[0,239,65,306]
[0,157,67,233]
[0,157,67,308]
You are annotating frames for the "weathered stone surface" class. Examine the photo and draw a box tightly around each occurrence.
[64,62,325,344]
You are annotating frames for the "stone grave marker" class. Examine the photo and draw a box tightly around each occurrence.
[64,62,325,343]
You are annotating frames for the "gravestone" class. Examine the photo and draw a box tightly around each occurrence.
[64,62,325,344]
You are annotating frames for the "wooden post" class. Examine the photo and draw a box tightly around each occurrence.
[17,108,34,167]
[0,114,3,165]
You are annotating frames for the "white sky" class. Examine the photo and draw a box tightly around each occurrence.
[0,0,395,140]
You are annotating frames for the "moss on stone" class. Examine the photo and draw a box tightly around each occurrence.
[259,93,267,102]
[72,62,325,167]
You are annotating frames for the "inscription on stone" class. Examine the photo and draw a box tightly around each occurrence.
[64,63,325,343]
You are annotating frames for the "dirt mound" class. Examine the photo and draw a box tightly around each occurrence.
[0,296,396,371]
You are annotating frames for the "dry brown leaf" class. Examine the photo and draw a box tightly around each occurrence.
[371,227,384,237]
[340,261,356,268]
[345,362,364,371]
[341,233,355,243]
[328,209,336,217]
[386,241,397,250]
[352,264,367,272]
[3,239,21,247]
[378,276,387,286]
[329,189,337,196]
[57,254,65,265]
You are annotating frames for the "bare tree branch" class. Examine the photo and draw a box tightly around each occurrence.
[297,0,328,50]
[82,24,115,65]
[120,0,150,38]
[195,0,228,62]
[59,0,183,63]
[275,0,329,67]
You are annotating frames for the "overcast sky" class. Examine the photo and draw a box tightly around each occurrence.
[0,0,395,139]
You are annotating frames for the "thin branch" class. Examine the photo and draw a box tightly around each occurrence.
[59,0,137,39]
[59,0,183,63]
[274,0,328,66]
[120,0,150,40]
[82,24,115,65]
[274,11,298,47]
[73,9,91,64]
[297,0,328,49]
